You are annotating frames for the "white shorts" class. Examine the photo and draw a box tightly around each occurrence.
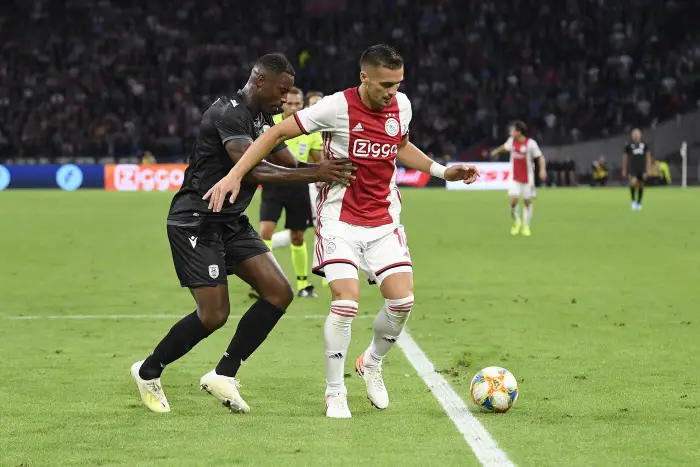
[313,219,412,286]
[508,181,536,199]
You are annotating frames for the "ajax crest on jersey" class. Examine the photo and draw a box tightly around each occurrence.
[325,240,336,255]
[208,264,219,279]
[469,366,519,413]
[385,118,399,136]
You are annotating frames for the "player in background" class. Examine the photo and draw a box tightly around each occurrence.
[269,91,331,288]
[204,44,480,418]
[622,128,652,211]
[251,87,322,300]
[130,54,355,414]
[490,121,546,236]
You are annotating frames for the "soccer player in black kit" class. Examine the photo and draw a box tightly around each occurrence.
[622,128,652,211]
[130,54,355,414]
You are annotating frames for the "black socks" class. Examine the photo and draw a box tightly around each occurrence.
[139,311,212,380]
[630,186,636,201]
[637,186,644,204]
[215,299,285,378]
[138,300,285,381]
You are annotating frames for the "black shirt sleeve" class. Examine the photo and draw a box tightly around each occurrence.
[215,101,253,144]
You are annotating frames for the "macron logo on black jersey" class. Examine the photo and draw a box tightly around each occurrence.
[230,100,239,107]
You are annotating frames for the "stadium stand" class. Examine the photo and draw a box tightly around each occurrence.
[0,0,698,164]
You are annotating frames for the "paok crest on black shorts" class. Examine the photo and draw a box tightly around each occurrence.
[167,216,267,288]
[166,91,286,287]
[260,185,313,231]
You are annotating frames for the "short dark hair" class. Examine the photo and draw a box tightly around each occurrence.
[254,53,295,76]
[359,44,404,70]
[304,91,324,107]
[511,120,527,135]
[288,87,303,98]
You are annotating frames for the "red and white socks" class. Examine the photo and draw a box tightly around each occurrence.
[363,296,414,368]
[324,300,358,395]
[324,296,414,396]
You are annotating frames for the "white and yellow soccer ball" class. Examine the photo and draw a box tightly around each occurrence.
[469,366,519,413]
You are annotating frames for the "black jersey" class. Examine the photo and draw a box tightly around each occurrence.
[624,141,649,172]
[167,91,286,223]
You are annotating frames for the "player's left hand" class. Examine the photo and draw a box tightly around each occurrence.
[444,164,480,184]
[203,173,243,212]
[539,170,547,181]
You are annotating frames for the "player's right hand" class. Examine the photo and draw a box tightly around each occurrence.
[314,159,357,185]
[203,173,242,213]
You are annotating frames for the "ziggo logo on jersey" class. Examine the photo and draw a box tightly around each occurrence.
[352,139,398,158]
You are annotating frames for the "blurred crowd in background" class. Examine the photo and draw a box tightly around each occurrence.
[0,0,698,168]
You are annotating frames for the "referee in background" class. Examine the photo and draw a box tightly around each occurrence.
[252,87,323,299]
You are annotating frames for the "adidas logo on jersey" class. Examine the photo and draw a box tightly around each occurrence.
[352,123,364,132]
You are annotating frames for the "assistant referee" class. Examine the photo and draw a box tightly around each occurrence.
[255,87,323,298]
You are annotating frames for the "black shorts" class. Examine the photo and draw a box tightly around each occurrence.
[260,185,313,231]
[629,171,647,182]
[167,216,269,288]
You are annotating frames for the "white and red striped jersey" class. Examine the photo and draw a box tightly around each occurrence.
[293,88,412,227]
[504,137,542,185]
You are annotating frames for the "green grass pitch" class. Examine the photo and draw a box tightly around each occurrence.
[1,188,699,466]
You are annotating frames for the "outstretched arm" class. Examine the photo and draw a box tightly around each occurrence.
[223,139,316,184]
[223,138,351,185]
[230,117,305,181]
[204,135,355,212]
[397,138,479,183]
[490,144,507,158]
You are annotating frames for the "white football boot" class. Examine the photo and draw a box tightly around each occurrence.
[131,360,170,413]
[200,370,250,413]
[325,392,352,419]
[356,353,389,409]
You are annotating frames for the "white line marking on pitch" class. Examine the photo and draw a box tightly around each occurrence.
[4,314,511,465]
[398,330,515,467]
[2,314,373,320]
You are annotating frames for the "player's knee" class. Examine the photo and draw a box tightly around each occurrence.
[261,279,294,310]
[385,295,414,324]
[259,222,275,241]
[290,230,305,246]
[329,280,360,303]
[197,295,230,331]
[379,271,413,300]
[330,289,360,302]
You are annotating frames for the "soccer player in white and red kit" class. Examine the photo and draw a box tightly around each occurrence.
[491,121,546,236]
[205,45,479,418]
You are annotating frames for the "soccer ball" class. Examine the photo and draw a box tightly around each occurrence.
[469,366,519,413]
